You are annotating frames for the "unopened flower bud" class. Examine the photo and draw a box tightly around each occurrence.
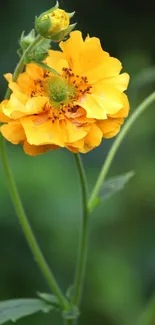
[35,1,76,41]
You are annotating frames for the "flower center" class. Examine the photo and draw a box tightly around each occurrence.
[47,76,75,106]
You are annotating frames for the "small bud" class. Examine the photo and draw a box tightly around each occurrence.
[35,2,76,41]
[19,29,35,51]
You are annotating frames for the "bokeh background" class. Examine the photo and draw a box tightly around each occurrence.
[0,1,155,324]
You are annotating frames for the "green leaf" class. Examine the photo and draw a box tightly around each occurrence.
[0,298,52,324]
[37,292,60,309]
[99,171,135,202]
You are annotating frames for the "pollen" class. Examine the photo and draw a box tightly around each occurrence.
[62,67,92,98]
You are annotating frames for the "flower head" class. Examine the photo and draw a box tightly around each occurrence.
[0,31,130,156]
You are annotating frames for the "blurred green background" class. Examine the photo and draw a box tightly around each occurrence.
[1,1,155,324]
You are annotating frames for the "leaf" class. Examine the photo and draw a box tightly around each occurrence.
[0,298,52,324]
[99,171,135,202]
[37,292,60,309]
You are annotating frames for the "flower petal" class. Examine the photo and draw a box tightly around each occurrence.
[0,121,26,144]
[102,73,130,92]
[2,93,29,119]
[60,31,84,72]
[23,140,59,156]
[81,123,103,152]
[21,116,65,146]
[9,81,21,93]
[85,57,122,84]
[66,139,84,153]
[4,73,12,82]
[66,123,102,153]
[17,72,35,96]
[98,117,124,138]
[78,94,107,119]
[2,95,48,120]
[111,93,130,118]
[76,36,109,75]
[0,100,12,122]
[92,83,124,115]
[26,63,44,79]
[62,118,90,143]
[25,96,48,114]
[46,50,67,73]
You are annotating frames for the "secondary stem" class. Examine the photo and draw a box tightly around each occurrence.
[88,92,155,212]
[5,35,43,99]
[72,154,89,306]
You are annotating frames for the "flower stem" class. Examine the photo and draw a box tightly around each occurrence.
[72,154,89,306]
[1,34,69,311]
[0,136,69,310]
[88,92,155,212]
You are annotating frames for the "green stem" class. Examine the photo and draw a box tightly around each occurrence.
[88,92,155,212]
[1,34,69,310]
[72,154,89,306]
[5,35,43,99]
[0,136,69,310]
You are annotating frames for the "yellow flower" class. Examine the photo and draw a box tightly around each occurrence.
[0,31,130,156]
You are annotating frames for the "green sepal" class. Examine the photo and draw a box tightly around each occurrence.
[67,11,75,18]
[19,29,35,51]
[35,16,51,38]
[38,1,59,20]
[46,23,77,41]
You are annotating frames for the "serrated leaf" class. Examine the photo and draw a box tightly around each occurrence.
[99,171,135,202]
[0,298,52,324]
